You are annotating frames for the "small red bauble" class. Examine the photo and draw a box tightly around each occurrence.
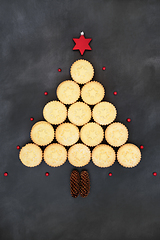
[44,92,48,96]
[140,145,144,149]
[108,172,112,177]
[153,172,157,176]
[58,68,62,72]
[102,67,106,71]
[30,117,34,121]
[45,172,49,176]
[113,91,117,95]
[127,118,131,122]
[17,145,20,150]
[4,172,8,177]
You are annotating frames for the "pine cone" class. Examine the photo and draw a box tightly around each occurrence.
[70,170,80,198]
[80,170,90,198]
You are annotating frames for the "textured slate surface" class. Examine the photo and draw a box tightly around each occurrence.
[0,0,160,240]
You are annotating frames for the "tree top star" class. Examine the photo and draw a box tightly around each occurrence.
[73,32,92,55]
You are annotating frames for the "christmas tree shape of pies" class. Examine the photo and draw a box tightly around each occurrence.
[19,59,141,169]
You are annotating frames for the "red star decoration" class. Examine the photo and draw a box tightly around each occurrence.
[73,32,92,55]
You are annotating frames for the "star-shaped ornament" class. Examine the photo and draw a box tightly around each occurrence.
[73,32,92,55]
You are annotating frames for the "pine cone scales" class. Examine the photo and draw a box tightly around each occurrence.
[80,170,90,198]
[70,170,80,198]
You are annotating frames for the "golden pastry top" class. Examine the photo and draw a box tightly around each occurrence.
[117,143,141,168]
[92,144,116,168]
[80,122,104,147]
[56,80,80,104]
[68,101,91,126]
[43,101,67,125]
[44,143,67,167]
[68,143,91,167]
[92,101,117,125]
[30,121,54,146]
[81,81,105,105]
[56,123,79,146]
[105,122,128,147]
[19,143,42,167]
[70,59,94,84]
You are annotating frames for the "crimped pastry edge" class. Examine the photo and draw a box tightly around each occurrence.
[30,121,54,146]
[56,80,81,105]
[105,122,129,147]
[19,143,43,168]
[116,143,142,168]
[43,100,67,125]
[92,101,117,125]
[43,143,67,167]
[92,144,116,168]
[70,59,94,84]
[68,101,92,126]
[68,143,91,167]
[80,122,104,147]
[81,80,105,105]
[55,122,79,146]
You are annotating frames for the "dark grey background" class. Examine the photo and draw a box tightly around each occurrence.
[0,0,160,239]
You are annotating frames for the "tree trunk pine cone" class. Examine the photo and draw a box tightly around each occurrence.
[70,170,90,198]
[70,170,80,198]
[80,170,90,198]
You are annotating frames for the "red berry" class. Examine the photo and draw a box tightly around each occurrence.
[45,172,49,176]
[140,145,144,149]
[58,68,62,72]
[102,67,106,71]
[30,117,34,121]
[113,91,117,95]
[17,145,20,150]
[109,172,112,177]
[127,118,131,122]
[44,92,48,95]
[4,172,8,177]
[153,172,157,176]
